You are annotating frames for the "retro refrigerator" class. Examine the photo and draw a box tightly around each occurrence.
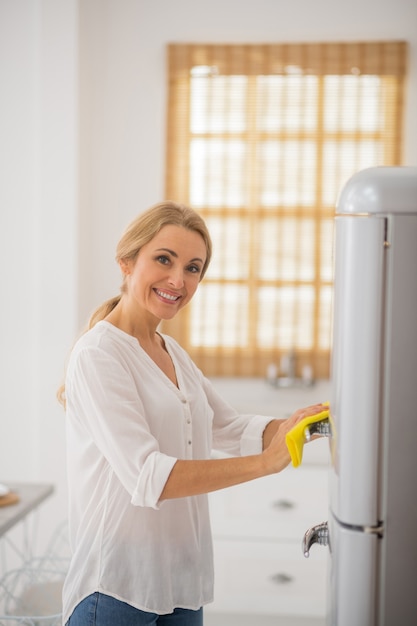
[303,166,417,625]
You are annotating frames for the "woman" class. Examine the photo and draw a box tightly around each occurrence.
[60,201,325,626]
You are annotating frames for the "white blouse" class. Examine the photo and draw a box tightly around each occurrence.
[62,321,274,622]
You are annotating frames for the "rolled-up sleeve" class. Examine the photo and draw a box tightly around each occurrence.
[240,414,275,455]
[201,376,275,456]
[132,451,177,508]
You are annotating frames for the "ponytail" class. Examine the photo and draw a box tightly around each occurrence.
[56,295,122,408]
[87,295,121,329]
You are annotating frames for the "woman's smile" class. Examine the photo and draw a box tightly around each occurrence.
[154,288,182,303]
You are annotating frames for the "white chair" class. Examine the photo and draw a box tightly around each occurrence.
[23,521,71,573]
[0,521,70,625]
[0,566,65,625]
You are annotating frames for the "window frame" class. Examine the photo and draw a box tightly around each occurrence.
[163,42,407,378]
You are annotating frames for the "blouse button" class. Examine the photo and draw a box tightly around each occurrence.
[188,440,192,445]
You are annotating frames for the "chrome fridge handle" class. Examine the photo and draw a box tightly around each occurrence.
[302,521,329,558]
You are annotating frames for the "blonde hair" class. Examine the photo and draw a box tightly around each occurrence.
[57,201,212,407]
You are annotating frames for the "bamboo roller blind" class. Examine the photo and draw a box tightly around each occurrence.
[163,41,407,379]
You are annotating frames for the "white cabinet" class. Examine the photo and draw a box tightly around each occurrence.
[207,539,327,618]
[206,379,330,623]
[209,467,328,543]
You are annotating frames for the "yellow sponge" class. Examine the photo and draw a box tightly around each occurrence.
[285,404,330,468]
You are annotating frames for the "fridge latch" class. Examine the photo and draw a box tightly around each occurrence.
[302,521,329,558]
[303,418,331,442]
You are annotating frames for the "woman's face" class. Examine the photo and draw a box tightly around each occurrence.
[122,224,207,321]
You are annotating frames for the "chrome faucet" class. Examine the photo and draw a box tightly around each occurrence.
[266,350,315,389]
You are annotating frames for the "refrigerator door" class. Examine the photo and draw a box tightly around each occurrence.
[329,214,385,526]
[327,514,379,626]
[377,211,417,625]
[328,167,417,625]
[330,166,417,528]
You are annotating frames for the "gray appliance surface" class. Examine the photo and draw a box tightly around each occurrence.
[328,166,417,625]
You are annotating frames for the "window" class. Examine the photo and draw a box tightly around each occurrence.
[163,42,407,378]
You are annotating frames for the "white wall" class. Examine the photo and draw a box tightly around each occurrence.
[0,0,78,541]
[77,0,417,325]
[0,0,416,543]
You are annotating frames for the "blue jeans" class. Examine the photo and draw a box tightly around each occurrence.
[66,592,204,625]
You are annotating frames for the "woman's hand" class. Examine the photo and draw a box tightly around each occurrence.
[161,403,330,500]
[262,403,328,474]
